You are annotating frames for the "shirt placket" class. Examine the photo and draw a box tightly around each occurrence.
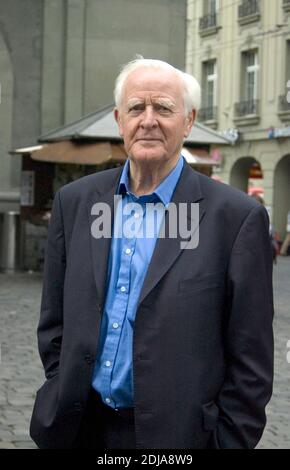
[101,196,144,407]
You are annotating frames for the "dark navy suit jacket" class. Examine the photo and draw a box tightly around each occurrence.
[30,161,274,449]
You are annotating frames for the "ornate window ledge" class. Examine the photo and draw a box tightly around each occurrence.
[278,94,290,122]
[283,0,290,13]
[233,100,260,126]
[238,0,260,26]
[198,107,218,129]
[199,14,219,37]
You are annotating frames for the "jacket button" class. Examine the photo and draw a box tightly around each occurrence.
[84,354,94,365]
[74,402,82,412]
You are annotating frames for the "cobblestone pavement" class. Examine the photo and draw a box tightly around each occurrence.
[0,259,289,449]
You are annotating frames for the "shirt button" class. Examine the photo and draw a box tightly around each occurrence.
[113,322,119,329]
[105,398,111,404]
[105,361,112,367]
[125,248,131,254]
[120,286,126,292]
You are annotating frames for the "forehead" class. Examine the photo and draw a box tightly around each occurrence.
[122,67,184,102]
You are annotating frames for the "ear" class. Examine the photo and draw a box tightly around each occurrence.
[183,110,196,138]
[114,107,124,137]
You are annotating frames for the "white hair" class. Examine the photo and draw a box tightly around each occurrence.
[114,57,201,116]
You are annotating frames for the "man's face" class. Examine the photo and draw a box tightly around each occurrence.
[115,67,195,166]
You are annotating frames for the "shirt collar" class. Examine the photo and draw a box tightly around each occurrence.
[117,156,184,206]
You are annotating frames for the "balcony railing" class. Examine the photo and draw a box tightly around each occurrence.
[278,95,290,119]
[198,106,218,122]
[238,0,260,24]
[199,13,219,36]
[283,0,290,13]
[235,99,259,117]
[278,94,290,112]
[239,0,260,17]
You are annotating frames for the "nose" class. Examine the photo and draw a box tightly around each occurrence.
[140,106,158,129]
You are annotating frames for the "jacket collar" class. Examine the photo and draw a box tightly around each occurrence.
[88,159,205,310]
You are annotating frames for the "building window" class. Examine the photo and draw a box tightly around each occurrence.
[199,0,219,36]
[199,60,218,123]
[235,50,259,117]
[205,0,218,16]
[283,0,290,13]
[278,40,290,120]
[238,0,261,25]
[244,50,259,103]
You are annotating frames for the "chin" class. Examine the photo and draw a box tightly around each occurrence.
[129,144,166,163]
[130,151,165,163]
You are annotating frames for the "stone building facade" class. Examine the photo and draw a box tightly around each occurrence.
[186,0,290,237]
[0,0,187,269]
[0,0,187,210]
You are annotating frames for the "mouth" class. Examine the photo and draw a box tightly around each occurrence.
[136,138,162,142]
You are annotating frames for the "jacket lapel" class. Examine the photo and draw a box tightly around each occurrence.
[87,167,123,310]
[137,162,206,307]
[87,161,206,311]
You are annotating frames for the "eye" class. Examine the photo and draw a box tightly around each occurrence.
[128,104,144,114]
[155,104,172,114]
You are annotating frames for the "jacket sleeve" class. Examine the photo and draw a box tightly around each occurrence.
[210,204,274,449]
[37,190,66,379]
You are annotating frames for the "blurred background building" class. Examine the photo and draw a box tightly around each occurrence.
[186,0,290,238]
[0,0,187,212]
[1,0,290,271]
[0,0,188,270]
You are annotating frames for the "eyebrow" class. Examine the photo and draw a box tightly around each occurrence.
[127,99,143,109]
[155,98,175,109]
[126,98,176,110]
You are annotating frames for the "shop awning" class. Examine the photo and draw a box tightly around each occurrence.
[11,104,226,166]
[10,145,43,154]
[181,147,219,166]
[38,104,231,146]
[29,141,127,165]
[11,141,219,167]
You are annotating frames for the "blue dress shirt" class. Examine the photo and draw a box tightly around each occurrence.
[92,156,184,409]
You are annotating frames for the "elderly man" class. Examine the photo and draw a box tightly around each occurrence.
[30,59,274,449]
